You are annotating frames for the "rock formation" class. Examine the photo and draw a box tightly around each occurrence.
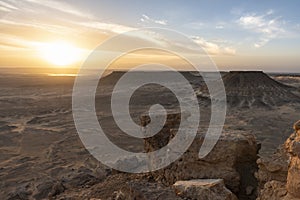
[222,71,299,108]
[256,148,289,200]
[173,179,238,200]
[257,120,300,200]
[255,147,288,190]
[114,180,182,200]
[284,120,300,199]
[100,71,203,87]
[142,110,259,200]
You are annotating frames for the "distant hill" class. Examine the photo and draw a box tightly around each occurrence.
[222,71,299,107]
[99,71,204,86]
[98,70,299,108]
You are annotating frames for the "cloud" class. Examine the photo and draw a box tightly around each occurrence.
[0,0,136,49]
[140,14,168,25]
[183,22,205,30]
[215,22,226,29]
[223,47,236,55]
[0,32,43,50]
[77,21,136,34]
[22,0,92,18]
[191,36,236,55]
[0,1,18,12]
[238,10,286,48]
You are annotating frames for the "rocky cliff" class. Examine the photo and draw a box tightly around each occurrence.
[257,120,300,200]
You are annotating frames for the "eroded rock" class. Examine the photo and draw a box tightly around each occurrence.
[117,180,182,200]
[285,121,300,198]
[173,179,238,200]
[142,111,259,199]
[293,120,300,131]
[257,180,287,200]
[255,147,288,192]
[257,119,300,200]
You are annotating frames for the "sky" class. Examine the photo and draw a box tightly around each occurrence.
[0,0,300,72]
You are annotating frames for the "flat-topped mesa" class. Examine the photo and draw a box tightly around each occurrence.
[99,71,204,86]
[229,70,264,73]
[141,110,259,200]
[222,71,299,107]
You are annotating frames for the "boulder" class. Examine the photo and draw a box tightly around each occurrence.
[173,179,238,200]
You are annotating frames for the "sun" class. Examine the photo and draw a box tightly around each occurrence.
[40,41,81,66]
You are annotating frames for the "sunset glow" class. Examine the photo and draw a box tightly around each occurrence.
[39,41,82,66]
[0,0,300,72]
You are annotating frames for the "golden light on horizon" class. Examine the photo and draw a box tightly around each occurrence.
[39,41,82,67]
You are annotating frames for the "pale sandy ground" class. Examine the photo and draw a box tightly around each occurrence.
[0,72,299,199]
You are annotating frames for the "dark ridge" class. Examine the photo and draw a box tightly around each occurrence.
[99,71,204,86]
[229,71,264,73]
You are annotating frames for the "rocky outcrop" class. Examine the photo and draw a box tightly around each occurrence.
[173,179,238,200]
[285,120,300,199]
[257,120,300,200]
[257,180,287,200]
[142,111,259,200]
[255,147,288,192]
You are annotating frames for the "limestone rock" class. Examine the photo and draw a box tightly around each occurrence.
[257,180,287,200]
[255,147,288,189]
[285,123,300,199]
[142,111,259,199]
[257,119,300,200]
[293,120,300,131]
[117,180,182,200]
[173,179,238,200]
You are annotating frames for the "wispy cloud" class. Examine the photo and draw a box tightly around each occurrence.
[22,0,93,18]
[140,14,168,25]
[238,10,287,48]
[0,1,18,12]
[0,33,41,49]
[215,22,226,29]
[76,21,135,34]
[183,22,205,30]
[192,36,236,55]
[0,0,137,51]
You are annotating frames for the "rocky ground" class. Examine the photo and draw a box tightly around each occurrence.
[0,70,299,199]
